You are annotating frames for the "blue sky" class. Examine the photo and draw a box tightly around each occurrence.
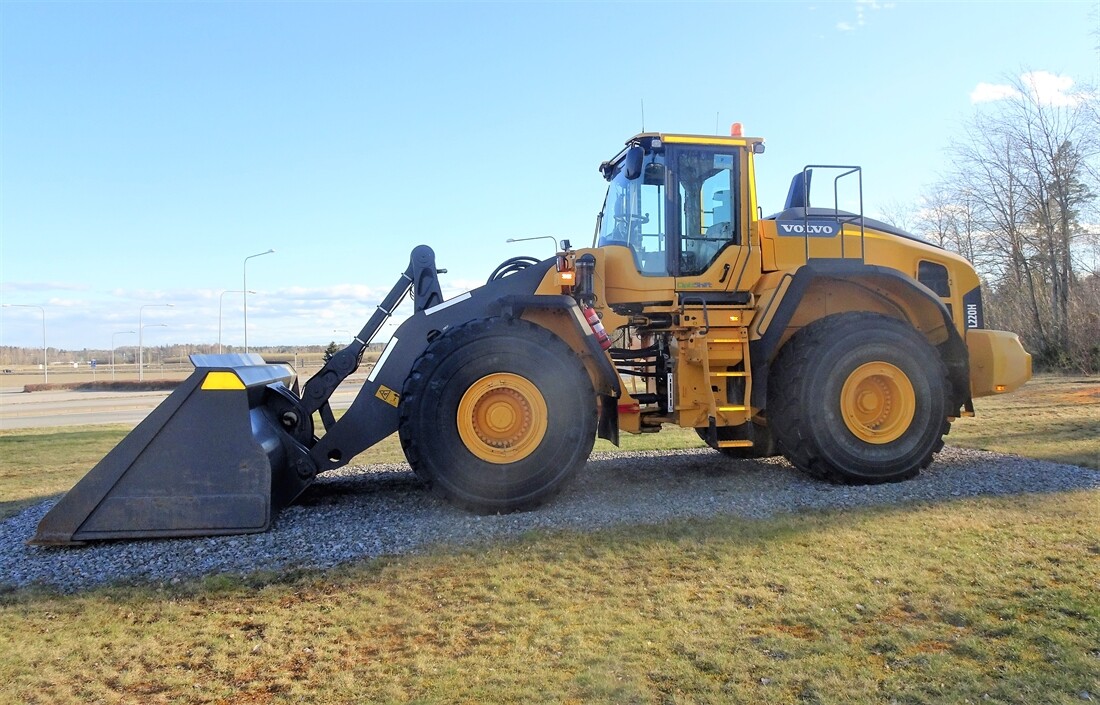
[2,1,1097,351]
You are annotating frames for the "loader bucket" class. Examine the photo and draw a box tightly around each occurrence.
[31,354,315,546]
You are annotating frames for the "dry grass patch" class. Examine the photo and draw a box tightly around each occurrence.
[950,375,1099,469]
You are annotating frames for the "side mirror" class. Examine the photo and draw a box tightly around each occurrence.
[624,146,644,180]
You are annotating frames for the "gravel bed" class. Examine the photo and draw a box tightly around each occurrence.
[2,446,1097,593]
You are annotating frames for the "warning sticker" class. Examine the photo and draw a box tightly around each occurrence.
[375,385,400,408]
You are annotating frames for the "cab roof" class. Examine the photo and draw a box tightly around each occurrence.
[629,131,766,149]
[600,131,766,176]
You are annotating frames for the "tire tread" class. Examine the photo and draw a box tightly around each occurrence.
[398,317,596,513]
[769,312,951,485]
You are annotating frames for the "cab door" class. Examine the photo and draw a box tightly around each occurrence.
[668,145,760,297]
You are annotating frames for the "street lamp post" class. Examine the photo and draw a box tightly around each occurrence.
[506,236,561,255]
[111,330,136,380]
[139,324,168,380]
[138,303,173,381]
[243,249,274,353]
[2,304,47,383]
[218,290,254,353]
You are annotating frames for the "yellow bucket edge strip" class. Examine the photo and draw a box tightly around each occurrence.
[201,371,246,390]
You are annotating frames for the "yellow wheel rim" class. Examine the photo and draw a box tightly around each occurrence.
[457,373,548,464]
[840,362,916,444]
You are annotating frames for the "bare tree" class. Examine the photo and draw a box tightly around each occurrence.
[949,111,1048,343]
[913,184,985,266]
[936,71,1099,369]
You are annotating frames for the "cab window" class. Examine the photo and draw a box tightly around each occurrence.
[596,154,668,275]
[675,149,739,276]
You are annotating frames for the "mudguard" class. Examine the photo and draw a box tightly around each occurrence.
[309,259,621,471]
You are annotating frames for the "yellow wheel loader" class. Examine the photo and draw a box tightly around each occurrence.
[32,129,1032,545]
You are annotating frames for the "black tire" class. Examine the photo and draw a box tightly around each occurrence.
[769,312,951,484]
[695,423,779,459]
[398,317,597,513]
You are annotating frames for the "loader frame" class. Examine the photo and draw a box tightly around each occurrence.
[32,128,1033,546]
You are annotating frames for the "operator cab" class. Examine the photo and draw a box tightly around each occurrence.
[595,132,762,278]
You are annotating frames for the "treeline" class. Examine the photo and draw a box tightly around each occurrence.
[0,343,351,368]
[896,73,1099,373]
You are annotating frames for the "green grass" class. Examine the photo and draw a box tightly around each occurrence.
[0,374,1096,703]
[0,426,129,520]
[1,492,1096,704]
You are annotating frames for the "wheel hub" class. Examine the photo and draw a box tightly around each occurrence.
[457,373,548,464]
[474,387,531,448]
[840,362,916,444]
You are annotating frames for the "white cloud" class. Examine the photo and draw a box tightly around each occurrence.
[1,280,89,294]
[970,71,1087,106]
[2,274,524,350]
[1021,70,1083,106]
[835,0,893,32]
[970,82,1022,104]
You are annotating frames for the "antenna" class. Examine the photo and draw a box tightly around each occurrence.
[715,111,720,135]
[640,99,645,132]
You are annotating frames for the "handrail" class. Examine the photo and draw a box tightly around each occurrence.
[797,165,865,263]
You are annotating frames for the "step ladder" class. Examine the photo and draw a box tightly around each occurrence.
[699,328,754,449]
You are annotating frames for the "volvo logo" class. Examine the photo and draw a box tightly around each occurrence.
[776,220,839,237]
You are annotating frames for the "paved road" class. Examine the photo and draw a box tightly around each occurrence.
[0,379,365,430]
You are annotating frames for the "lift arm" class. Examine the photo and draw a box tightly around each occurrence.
[299,245,443,429]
